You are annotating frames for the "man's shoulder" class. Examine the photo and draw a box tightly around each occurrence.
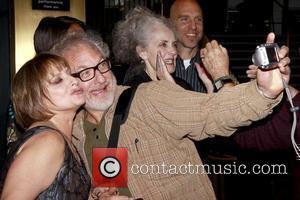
[116,85,129,97]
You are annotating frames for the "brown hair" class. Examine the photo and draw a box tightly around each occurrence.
[12,53,69,129]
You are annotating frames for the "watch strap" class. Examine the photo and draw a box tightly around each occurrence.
[213,75,236,91]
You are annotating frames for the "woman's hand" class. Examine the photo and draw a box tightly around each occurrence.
[256,32,291,98]
[200,40,230,80]
[156,51,175,83]
[246,65,258,80]
[91,187,134,200]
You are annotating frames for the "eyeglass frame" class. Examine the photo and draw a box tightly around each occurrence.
[71,59,111,82]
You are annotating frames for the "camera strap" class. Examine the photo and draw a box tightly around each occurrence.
[107,86,138,148]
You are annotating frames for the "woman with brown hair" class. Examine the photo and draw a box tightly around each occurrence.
[1,53,90,199]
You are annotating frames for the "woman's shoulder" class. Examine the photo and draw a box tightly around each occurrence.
[17,126,65,158]
[0,126,67,199]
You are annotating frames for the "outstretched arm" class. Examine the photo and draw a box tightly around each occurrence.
[135,32,290,140]
[234,32,298,151]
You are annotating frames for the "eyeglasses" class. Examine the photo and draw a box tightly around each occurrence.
[71,59,111,82]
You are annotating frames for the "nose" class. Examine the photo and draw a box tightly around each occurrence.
[170,46,177,55]
[190,19,196,30]
[94,69,106,83]
[165,45,177,56]
[71,75,80,87]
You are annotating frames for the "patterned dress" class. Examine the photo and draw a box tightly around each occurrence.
[1,126,91,199]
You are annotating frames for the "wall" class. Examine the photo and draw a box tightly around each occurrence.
[14,0,85,72]
[0,0,10,168]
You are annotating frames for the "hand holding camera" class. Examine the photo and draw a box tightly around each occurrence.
[252,43,280,69]
[254,32,291,99]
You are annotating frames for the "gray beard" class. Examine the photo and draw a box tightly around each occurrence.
[85,77,117,112]
[85,94,114,111]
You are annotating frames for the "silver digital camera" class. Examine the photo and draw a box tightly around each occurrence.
[252,43,280,69]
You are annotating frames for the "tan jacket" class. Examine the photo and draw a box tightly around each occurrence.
[73,80,282,200]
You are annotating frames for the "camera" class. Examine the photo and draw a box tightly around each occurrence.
[252,43,280,69]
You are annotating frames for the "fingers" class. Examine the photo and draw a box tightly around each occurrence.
[200,48,207,58]
[156,51,175,83]
[92,187,137,200]
[278,45,289,59]
[195,62,205,74]
[246,70,257,79]
[100,195,134,200]
[156,52,163,74]
[107,187,119,195]
[266,32,275,43]
[248,65,258,70]
[220,44,227,55]
[204,40,222,55]
[255,32,291,98]
[276,45,290,72]
[156,51,167,76]
[278,63,291,77]
[200,40,230,80]
[109,195,134,200]
[277,56,290,68]
[157,51,166,74]
[276,45,290,84]
[205,40,219,49]
[246,65,258,79]
[92,187,110,198]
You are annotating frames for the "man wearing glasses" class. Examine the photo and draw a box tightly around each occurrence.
[71,59,111,82]
[51,31,290,200]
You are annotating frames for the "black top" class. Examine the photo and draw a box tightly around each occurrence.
[0,126,91,200]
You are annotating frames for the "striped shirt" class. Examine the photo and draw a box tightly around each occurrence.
[175,49,207,93]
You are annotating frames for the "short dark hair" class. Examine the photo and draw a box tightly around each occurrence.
[34,16,86,54]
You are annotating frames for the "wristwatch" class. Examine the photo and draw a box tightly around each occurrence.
[213,75,236,91]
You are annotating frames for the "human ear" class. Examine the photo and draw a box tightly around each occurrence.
[136,45,148,60]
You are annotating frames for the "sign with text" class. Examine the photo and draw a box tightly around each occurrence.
[32,0,70,11]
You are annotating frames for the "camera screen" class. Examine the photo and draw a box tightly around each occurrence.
[266,47,278,63]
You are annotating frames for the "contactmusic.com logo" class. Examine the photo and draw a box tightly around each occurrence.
[92,148,128,187]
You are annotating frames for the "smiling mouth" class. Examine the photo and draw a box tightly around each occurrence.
[90,85,108,96]
[186,33,198,37]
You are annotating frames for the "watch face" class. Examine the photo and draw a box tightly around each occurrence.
[215,80,223,90]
